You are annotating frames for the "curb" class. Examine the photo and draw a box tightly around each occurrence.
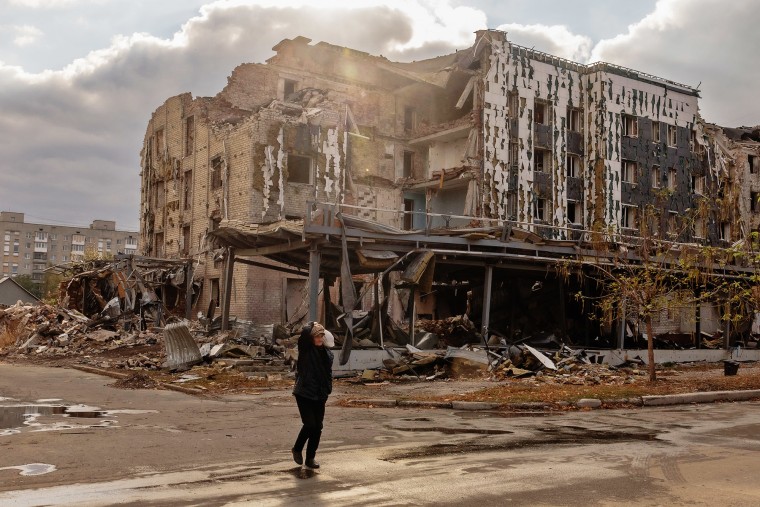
[642,389,760,406]
[344,389,760,411]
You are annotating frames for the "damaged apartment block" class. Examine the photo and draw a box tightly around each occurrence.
[141,30,760,358]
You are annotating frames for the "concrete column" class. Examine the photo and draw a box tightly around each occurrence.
[185,260,194,320]
[308,245,321,322]
[618,296,626,349]
[481,265,493,343]
[220,247,235,332]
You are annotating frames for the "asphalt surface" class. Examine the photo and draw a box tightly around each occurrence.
[1,363,759,506]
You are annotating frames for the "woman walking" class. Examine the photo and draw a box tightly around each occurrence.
[291,322,333,469]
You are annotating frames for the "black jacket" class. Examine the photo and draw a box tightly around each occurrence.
[293,329,333,401]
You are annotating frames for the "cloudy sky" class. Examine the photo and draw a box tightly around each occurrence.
[1,0,758,231]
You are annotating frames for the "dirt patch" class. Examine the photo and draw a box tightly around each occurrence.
[111,372,160,390]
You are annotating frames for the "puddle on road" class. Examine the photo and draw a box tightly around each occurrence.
[0,399,156,437]
[384,425,659,461]
[0,463,57,476]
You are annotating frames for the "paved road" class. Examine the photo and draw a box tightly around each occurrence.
[1,363,759,506]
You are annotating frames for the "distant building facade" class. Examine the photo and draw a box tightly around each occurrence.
[0,211,139,286]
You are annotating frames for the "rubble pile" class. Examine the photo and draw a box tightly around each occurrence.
[418,315,479,347]
[0,300,164,367]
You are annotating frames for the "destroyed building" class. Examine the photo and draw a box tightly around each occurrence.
[140,30,760,350]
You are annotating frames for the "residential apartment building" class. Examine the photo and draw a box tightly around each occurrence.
[140,30,760,331]
[0,212,139,285]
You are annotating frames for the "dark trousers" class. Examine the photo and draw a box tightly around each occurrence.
[293,395,326,460]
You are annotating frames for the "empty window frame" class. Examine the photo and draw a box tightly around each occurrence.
[507,192,518,220]
[651,165,661,188]
[210,156,223,189]
[693,217,705,239]
[534,149,551,173]
[508,91,519,118]
[750,155,758,174]
[283,79,298,100]
[621,114,638,137]
[534,101,550,125]
[184,170,192,210]
[651,121,661,142]
[752,191,760,212]
[668,125,678,146]
[667,211,679,236]
[720,222,730,241]
[182,225,191,255]
[567,200,581,225]
[533,198,547,222]
[622,205,638,229]
[567,108,582,132]
[288,154,312,184]
[403,151,414,178]
[509,142,519,166]
[155,128,164,159]
[403,106,415,133]
[566,154,580,178]
[403,199,415,230]
[184,116,195,157]
[621,160,637,183]
[668,168,677,190]
[692,175,705,195]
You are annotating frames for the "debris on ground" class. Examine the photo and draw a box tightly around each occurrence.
[111,372,160,390]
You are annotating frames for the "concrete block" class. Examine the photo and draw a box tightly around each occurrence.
[575,398,602,409]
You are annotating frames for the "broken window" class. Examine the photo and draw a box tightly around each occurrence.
[567,108,581,132]
[692,175,705,195]
[211,156,223,190]
[622,205,638,230]
[667,211,678,236]
[283,79,297,100]
[534,101,550,125]
[508,91,519,118]
[288,154,312,184]
[621,114,638,137]
[155,232,164,257]
[507,192,517,220]
[404,106,415,133]
[651,121,661,142]
[182,225,191,255]
[566,154,580,178]
[668,125,678,147]
[184,116,195,157]
[509,142,519,166]
[184,170,192,210]
[668,168,677,190]
[533,198,547,222]
[622,160,637,183]
[210,278,220,308]
[567,200,581,225]
[156,181,165,208]
[690,130,697,152]
[752,191,760,212]
[155,128,164,159]
[693,217,704,239]
[651,165,661,188]
[403,199,415,230]
[720,222,730,242]
[750,155,758,174]
[403,151,414,178]
[534,149,551,173]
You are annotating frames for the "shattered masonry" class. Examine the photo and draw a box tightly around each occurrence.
[140,30,760,324]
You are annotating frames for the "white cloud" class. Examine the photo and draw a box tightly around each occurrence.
[0,0,486,228]
[12,25,43,46]
[590,0,760,126]
[496,23,592,62]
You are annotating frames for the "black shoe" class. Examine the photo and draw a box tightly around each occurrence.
[304,458,320,469]
[291,448,303,465]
